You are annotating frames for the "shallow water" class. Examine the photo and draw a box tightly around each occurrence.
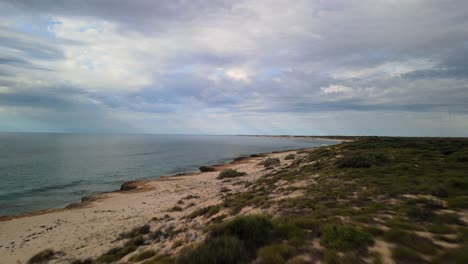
[0,133,337,216]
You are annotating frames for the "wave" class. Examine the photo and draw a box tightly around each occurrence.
[0,180,89,199]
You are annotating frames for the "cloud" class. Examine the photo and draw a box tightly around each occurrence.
[0,0,468,135]
[320,85,353,95]
[224,68,253,82]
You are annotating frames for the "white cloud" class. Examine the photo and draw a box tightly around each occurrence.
[330,59,435,80]
[225,68,252,82]
[320,85,353,95]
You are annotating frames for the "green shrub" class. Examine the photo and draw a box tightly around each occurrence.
[447,196,468,209]
[259,158,281,167]
[336,153,388,168]
[448,179,468,190]
[217,169,247,179]
[256,244,295,264]
[176,236,246,264]
[433,245,468,264]
[433,213,464,225]
[385,219,423,231]
[285,154,296,160]
[187,205,221,219]
[273,218,309,244]
[391,246,427,264]
[384,229,438,255]
[286,256,309,264]
[431,186,449,198]
[451,151,468,162]
[119,224,150,239]
[427,224,456,234]
[323,249,343,264]
[28,249,55,264]
[211,215,273,250]
[94,236,144,263]
[320,225,374,251]
[169,206,183,212]
[405,206,434,221]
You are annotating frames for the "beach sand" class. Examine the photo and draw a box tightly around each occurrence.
[0,149,302,263]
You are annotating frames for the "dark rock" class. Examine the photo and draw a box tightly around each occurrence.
[120,181,138,191]
[199,166,216,172]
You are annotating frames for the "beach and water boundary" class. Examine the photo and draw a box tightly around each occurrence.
[0,137,342,263]
[0,133,339,217]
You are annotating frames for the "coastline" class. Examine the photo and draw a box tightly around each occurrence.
[0,147,313,222]
[0,146,327,263]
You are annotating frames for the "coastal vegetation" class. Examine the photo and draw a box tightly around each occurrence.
[217,169,247,179]
[34,137,468,264]
[258,157,281,167]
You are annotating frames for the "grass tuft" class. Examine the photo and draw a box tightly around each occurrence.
[176,236,245,264]
[259,158,281,167]
[320,225,374,251]
[217,169,247,179]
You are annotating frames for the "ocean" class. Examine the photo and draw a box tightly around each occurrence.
[0,133,338,216]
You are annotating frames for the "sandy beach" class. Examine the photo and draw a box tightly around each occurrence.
[0,149,302,263]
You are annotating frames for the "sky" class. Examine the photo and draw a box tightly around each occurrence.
[0,0,467,136]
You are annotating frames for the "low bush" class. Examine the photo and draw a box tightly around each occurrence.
[94,236,144,263]
[176,236,246,264]
[256,243,296,264]
[447,196,468,209]
[273,217,312,244]
[391,246,427,264]
[259,158,281,167]
[384,229,438,255]
[320,225,374,251]
[431,186,449,198]
[186,204,221,219]
[433,245,468,264]
[285,256,309,264]
[433,212,464,225]
[451,151,468,162]
[427,224,456,234]
[211,215,274,250]
[169,206,183,212]
[385,219,423,231]
[323,249,342,264]
[405,206,435,222]
[119,224,150,239]
[335,153,388,168]
[28,249,55,264]
[217,169,247,179]
[285,154,296,160]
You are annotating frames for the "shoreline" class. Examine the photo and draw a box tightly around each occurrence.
[0,146,323,263]
[0,146,319,222]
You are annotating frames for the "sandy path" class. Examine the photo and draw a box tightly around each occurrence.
[0,150,300,263]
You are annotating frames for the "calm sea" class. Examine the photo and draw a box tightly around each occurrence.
[0,133,338,216]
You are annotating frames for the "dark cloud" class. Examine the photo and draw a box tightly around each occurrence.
[3,0,235,34]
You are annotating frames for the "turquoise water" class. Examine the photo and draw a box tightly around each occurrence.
[0,133,337,216]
